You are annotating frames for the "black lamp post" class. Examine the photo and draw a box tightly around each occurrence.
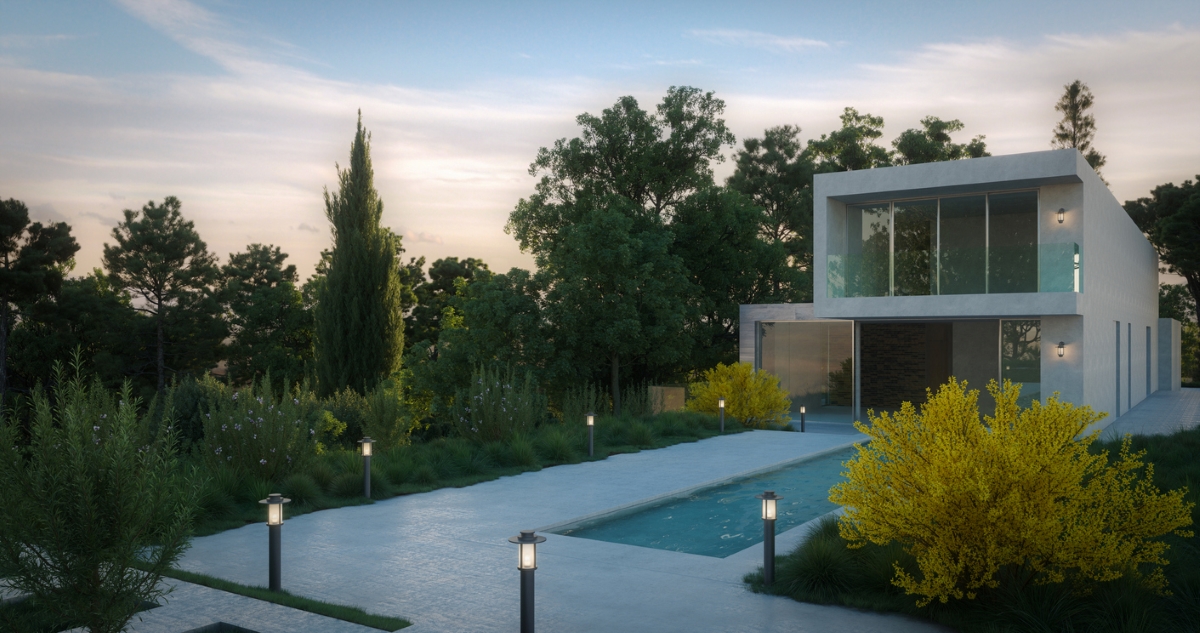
[756,490,781,586]
[799,405,806,433]
[586,412,595,457]
[718,396,725,433]
[259,493,291,592]
[509,530,546,633]
[359,436,374,498]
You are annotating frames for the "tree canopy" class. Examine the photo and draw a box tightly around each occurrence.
[1052,80,1107,177]
[1126,177,1200,324]
[892,116,989,165]
[314,113,406,396]
[220,244,313,386]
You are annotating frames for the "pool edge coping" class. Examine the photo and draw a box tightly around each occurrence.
[535,436,863,534]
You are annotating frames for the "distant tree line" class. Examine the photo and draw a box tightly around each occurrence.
[2,80,1196,421]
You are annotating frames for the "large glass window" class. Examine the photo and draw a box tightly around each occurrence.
[938,195,987,294]
[893,199,937,296]
[1001,319,1040,406]
[988,191,1039,293]
[758,320,855,414]
[845,204,891,297]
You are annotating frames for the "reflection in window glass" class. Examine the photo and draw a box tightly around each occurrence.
[988,192,1039,293]
[758,320,855,414]
[1001,319,1040,406]
[938,195,987,294]
[846,204,891,297]
[893,199,937,296]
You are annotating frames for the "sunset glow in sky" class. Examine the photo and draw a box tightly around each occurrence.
[3,0,1199,281]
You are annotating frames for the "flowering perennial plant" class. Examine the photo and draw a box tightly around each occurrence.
[450,365,546,443]
[199,377,319,480]
[830,379,1194,606]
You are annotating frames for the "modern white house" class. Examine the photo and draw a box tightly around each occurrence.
[739,149,1183,426]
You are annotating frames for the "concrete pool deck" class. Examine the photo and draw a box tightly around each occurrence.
[176,429,949,633]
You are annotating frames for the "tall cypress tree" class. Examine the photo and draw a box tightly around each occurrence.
[315,113,404,396]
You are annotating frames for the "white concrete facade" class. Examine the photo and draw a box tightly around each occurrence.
[742,149,1181,422]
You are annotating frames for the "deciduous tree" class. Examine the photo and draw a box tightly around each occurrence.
[221,244,313,386]
[892,116,989,165]
[807,107,892,172]
[0,198,78,398]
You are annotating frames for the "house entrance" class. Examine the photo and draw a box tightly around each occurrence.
[858,322,953,411]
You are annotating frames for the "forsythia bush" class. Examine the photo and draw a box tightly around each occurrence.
[686,362,791,429]
[830,379,1194,606]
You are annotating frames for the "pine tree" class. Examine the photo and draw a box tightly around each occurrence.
[1051,80,1107,178]
[315,112,405,396]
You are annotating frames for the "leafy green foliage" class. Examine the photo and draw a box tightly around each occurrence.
[404,256,490,349]
[315,114,406,397]
[0,197,79,399]
[686,362,792,428]
[891,116,989,165]
[198,376,320,481]
[726,125,815,301]
[1051,79,1107,177]
[1160,283,1199,382]
[103,196,224,392]
[807,107,892,172]
[0,360,200,633]
[450,365,547,443]
[221,244,313,387]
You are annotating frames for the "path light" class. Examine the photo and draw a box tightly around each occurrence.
[1058,207,1066,223]
[1058,342,1066,358]
[359,437,374,498]
[756,490,782,586]
[799,405,806,433]
[586,412,595,457]
[259,493,291,592]
[509,530,546,633]
[718,396,725,434]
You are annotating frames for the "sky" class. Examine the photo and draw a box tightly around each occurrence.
[2,0,1199,282]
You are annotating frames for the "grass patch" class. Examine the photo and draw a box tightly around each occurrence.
[161,568,410,631]
[745,426,1200,632]
[192,411,749,537]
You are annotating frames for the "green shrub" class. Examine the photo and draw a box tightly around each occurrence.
[322,387,369,447]
[281,473,323,505]
[508,434,538,467]
[483,441,510,467]
[777,516,856,603]
[381,452,414,484]
[620,382,660,418]
[308,461,336,491]
[0,361,200,633]
[330,472,365,498]
[197,471,238,520]
[450,365,547,442]
[410,462,438,485]
[243,476,272,504]
[628,421,655,447]
[687,362,791,429]
[362,380,414,449]
[559,382,610,424]
[200,376,320,481]
[537,426,578,464]
[368,465,391,498]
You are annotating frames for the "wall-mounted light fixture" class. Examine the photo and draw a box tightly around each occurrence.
[1058,208,1066,224]
[1058,342,1066,357]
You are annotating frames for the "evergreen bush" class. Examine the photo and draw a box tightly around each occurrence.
[450,365,547,442]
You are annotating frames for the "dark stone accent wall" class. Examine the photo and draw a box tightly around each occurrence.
[861,323,953,410]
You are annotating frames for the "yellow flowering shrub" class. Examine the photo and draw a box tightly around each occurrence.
[686,362,791,429]
[830,378,1194,606]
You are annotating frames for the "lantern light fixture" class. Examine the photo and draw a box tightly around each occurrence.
[756,490,782,586]
[718,396,726,434]
[359,437,375,498]
[799,405,807,433]
[259,493,291,591]
[509,530,546,633]
[585,412,595,457]
[1058,207,1066,223]
[1058,342,1066,358]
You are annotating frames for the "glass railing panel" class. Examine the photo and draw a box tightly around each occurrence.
[827,253,890,297]
[1039,242,1081,293]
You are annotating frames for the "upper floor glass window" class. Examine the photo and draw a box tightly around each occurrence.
[828,189,1080,297]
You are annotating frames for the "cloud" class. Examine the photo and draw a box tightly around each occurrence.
[0,34,77,49]
[28,203,67,223]
[688,29,828,53]
[405,231,444,245]
[296,222,320,233]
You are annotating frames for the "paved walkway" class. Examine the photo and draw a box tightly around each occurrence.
[1102,388,1200,439]
[178,430,949,633]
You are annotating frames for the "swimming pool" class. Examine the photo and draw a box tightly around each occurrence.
[554,447,853,558]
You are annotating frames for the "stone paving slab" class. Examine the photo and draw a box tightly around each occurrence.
[179,430,949,633]
[1102,388,1200,439]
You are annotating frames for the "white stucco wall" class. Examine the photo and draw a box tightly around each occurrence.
[1159,318,1182,390]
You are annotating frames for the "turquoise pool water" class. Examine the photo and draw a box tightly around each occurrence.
[556,448,853,558]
